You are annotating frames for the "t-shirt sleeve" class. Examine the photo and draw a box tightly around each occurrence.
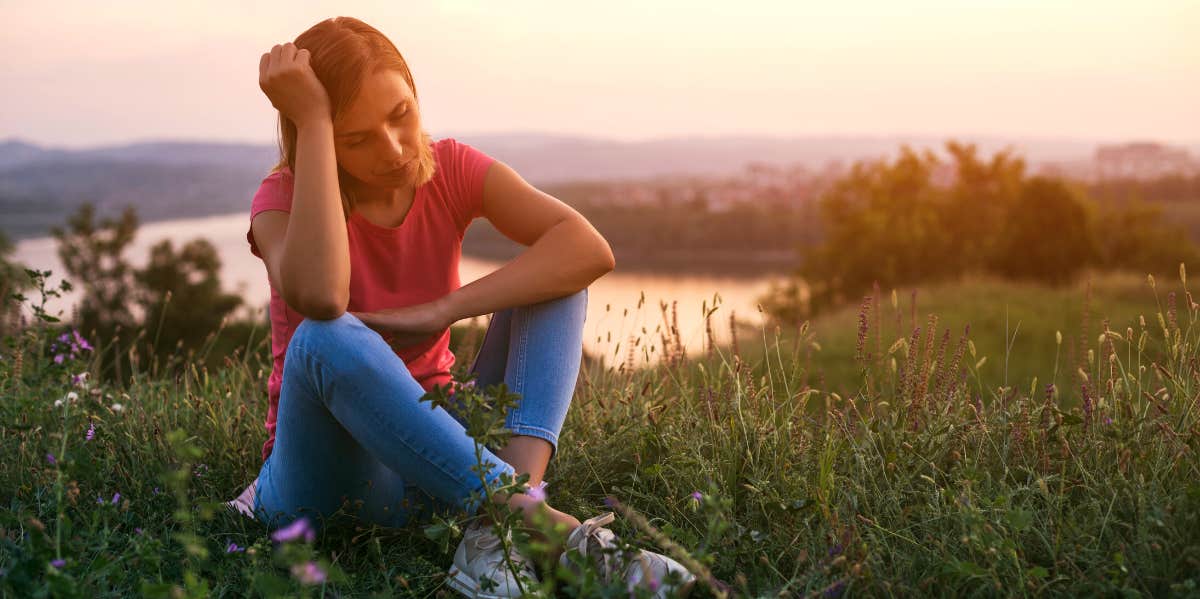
[246,170,294,260]
[443,138,497,230]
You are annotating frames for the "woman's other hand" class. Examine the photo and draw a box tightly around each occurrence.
[350,299,455,350]
[258,41,332,128]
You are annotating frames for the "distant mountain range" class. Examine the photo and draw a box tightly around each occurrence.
[3,132,1195,241]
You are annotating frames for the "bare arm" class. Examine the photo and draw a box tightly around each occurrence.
[277,118,350,319]
[249,122,349,320]
[253,43,349,320]
[441,160,614,322]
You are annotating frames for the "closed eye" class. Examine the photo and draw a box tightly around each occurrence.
[343,106,410,147]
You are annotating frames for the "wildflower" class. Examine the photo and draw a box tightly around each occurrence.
[50,558,65,569]
[291,561,327,585]
[631,573,662,593]
[690,491,703,502]
[271,517,316,544]
[111,403,124,413]
[72,330,93,352]
[135,527,144,535]
[46,453,56,465]
[1105,416,1113,426]
[823,580,846,598]
[53,353,65,365]
[603,496,617,508]
[96,496,104,505]
[828,542,843,557]
[525,483,546,502]
[85,422,95,441]
[71,372,90,388]
[111,493,121,505]
[226,542,246,553]
[153,487,160,495]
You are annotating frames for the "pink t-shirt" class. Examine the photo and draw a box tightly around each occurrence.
[246,137,496,463]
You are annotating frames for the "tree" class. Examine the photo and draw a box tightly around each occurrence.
[987,177,1097,284]
[0,230,32,338]
[134,238,243,366]
[51,203,139,383]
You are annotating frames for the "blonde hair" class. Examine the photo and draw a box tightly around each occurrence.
[269,17,436,219]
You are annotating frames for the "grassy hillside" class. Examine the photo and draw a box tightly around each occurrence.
[2,267,1198,597]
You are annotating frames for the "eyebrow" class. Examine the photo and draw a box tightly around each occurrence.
[336,100,409,138]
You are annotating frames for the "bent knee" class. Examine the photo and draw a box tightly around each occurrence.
[293,312,362,342]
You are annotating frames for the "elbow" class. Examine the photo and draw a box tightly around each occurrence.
[302,300,348,321]
[596,239,616,273]
[285,287,350,321]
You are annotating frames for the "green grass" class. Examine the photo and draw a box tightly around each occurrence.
[2,266,1199,597]
[741,268,1168,404]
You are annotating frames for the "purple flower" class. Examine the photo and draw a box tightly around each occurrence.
[50,558,65,569]
[690,491,702,501]
[1105,416,1113,426]
[828,542,843,557]
[153,487,160,495]
[58,333,70,344]
[111,492,121,505]
[526,484,546,502]
[72,330,93,352]
[226,542,246,553]
[603,496,616,507]
[86,422,95,441]
[823,580,846,598]
[53,354,65,365]
[271,517,316,544]
[96,496,104,505]
[291,561,327,585]
[135,527,144,535]
[45,453,56,465]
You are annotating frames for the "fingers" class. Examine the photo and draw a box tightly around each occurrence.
[280,41,296,63]
[258,52,269,82]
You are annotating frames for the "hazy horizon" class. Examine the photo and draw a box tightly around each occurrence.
[3,0,1196,149]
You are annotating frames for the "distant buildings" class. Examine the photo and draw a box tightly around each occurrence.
[1094,143,1198,180]
[1039,142,1198,182]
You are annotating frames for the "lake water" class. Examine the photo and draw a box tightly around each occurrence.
[13,212,793,366]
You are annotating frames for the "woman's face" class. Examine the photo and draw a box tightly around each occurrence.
[332,68,434,192]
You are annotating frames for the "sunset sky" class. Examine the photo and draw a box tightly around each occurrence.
[2,0,1196,149]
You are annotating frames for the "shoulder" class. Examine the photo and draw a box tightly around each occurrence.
[251,165,296,214]
[432,137,495,171]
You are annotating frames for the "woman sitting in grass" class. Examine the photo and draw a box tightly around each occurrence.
[225,16,694,598]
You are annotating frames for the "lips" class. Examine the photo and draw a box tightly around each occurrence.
[382,161,413,176]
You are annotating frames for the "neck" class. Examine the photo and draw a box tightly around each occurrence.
[352,182,415,208]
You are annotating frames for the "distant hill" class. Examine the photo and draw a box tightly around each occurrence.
[2,132,1188,241]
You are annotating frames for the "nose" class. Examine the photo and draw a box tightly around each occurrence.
[384,132,405,166]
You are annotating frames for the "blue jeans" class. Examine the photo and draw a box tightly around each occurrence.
[252,288,588,533]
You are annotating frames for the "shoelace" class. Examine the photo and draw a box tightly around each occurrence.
[470,523,533,572]
[571,513,651,585]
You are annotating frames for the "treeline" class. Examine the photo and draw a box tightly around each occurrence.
[1089,173,1200,204]
[1,203,259,386]
[463,182,821,275]
[759,141,1200,323]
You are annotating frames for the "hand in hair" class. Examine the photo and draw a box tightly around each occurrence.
[258,41,332,128]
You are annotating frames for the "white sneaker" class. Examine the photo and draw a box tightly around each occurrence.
[447,518,540,598]
[224,478,258,520]
[558,512,697,597]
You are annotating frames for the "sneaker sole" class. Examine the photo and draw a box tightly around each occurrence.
[447,566,539,599]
